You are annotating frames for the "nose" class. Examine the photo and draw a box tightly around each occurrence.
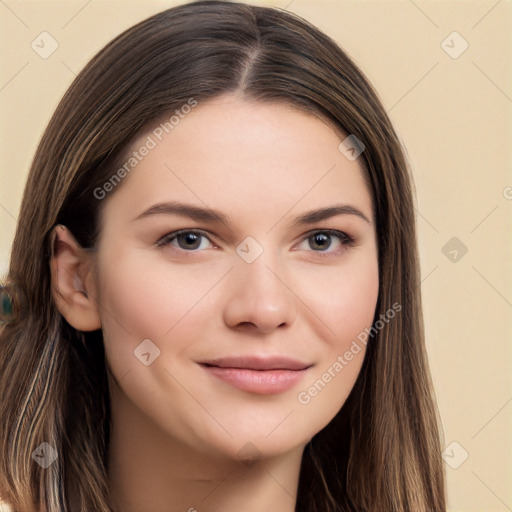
[222,257,297,335]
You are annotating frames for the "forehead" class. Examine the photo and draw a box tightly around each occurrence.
[100,95,373,228]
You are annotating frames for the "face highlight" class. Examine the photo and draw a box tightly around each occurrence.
[92,95,379,463]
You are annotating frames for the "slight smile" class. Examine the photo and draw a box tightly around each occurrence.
[198,356,313,395]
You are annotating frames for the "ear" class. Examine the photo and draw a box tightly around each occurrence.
[49,225,101,331]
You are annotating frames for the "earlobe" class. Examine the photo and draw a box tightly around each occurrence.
[49,225,101,332]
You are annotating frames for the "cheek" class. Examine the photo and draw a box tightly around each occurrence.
[291,253,379,424]
[97,250,220,335]
[330,268,379,344]
[94,247,234,390]
[95,254,177,373]
[300,251,380,350]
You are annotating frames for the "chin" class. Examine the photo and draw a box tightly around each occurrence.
[177,407,322,465]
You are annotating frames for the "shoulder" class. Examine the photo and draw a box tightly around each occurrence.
[0,502,13,512]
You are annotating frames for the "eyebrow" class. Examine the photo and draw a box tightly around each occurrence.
[133,200,372,228]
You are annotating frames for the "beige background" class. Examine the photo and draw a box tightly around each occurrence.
[1,1,511,510]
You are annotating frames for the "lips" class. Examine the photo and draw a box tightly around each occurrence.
[200,356,311,371]
[199,356,312,395]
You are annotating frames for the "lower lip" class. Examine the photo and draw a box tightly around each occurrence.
[201,365,307,395]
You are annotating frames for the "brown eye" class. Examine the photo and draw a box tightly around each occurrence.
[309,232,332,251]
[176,232,202,250]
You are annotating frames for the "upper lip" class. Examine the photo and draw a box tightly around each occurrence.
[199,356,312,371]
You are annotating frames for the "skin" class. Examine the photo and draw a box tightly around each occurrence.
[50,94,379,512]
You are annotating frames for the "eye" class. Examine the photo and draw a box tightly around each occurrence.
[156,228,355,255]
[156,229,215,251]
[297,229,354,254]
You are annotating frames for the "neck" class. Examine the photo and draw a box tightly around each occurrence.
[107,384,303,512]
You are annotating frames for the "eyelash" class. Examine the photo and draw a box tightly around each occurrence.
[156,228,355,256]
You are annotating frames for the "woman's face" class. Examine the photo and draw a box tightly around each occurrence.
[93,95,379,462]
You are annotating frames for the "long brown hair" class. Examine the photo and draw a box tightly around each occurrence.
[0,1,446,510]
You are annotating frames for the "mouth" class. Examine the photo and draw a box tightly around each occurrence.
[198,356,313,395]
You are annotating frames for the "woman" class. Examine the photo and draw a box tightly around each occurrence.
[0,1,446,510]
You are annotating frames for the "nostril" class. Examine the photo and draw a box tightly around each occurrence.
[237,321,256,329]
